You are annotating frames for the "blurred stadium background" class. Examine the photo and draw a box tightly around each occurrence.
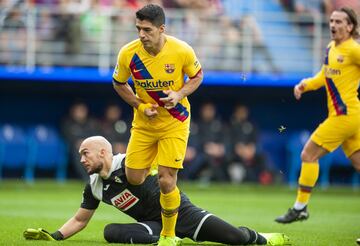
[1,0,360,245]
[1,0,359,186]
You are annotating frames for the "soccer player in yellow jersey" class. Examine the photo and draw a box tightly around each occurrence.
[112,4,203,246]
[276,7,360,224]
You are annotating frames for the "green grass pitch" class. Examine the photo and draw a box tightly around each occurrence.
[0,180,359,245]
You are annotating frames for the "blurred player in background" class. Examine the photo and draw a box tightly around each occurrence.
[112,4,203,246]
[23,136,291,246]
[276,7,360,224]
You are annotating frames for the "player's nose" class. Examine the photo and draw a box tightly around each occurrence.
[138,30,146,39]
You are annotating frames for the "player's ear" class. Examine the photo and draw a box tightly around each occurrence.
[99,148,106,157]
[159,24,165,33]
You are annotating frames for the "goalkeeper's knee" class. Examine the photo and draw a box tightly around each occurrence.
[104,223,158,244]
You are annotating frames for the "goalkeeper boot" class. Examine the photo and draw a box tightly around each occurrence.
[23,228,55,241]
[275,206,309,224]
[157,235,182,246]
[260,233,291,246]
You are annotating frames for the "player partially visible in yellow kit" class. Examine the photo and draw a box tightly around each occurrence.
[112,4,203,246]
[276,7,360,224]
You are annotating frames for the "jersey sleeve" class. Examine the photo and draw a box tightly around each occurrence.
[182,43,202,78]
[350,43,360,66]
[303,65,325,91]
[80,184,100,210]
[112,47,131,84]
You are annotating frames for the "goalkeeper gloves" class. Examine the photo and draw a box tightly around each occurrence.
[23,228,63,241]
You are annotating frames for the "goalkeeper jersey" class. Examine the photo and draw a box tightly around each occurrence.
[80,153,190,222]
[303,38,360,116]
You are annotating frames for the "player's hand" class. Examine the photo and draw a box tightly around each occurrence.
[160,90,183,109]
[138,103,159,119]
[144,104,159,119]
[23,228,55,241]
[294,81,306,100]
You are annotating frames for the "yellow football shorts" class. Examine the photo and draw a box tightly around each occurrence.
[125,127,189,170]
[311,114,360,157]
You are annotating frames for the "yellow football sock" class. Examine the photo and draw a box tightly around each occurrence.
[296,161,319,204]
[160,187,180,237]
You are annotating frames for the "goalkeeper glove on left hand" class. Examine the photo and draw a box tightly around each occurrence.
[23,228,56,241]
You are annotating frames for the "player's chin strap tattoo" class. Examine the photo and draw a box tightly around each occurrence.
[161,207,179,217]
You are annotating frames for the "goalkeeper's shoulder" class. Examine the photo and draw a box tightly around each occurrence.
[23,228,64,241]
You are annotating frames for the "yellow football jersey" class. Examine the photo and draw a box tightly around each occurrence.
[303,38,360,116]
[113,35,201,131]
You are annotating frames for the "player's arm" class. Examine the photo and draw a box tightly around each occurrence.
[23,208,95,241]
[24,183,99,241]
[57,208,95,239]
[57,182,100,239]
[161,70,203,109]
[113,80,159,118]
[113,80,143,109]
[177,44,203,99]
[160,44,203,109]
[112,49,158,117]
[112,48,138,108]
[294,66,325,100]
[178,69,203,99]
[350,43,360,66]
[112,48,143,110]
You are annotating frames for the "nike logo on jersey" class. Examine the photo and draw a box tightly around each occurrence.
[111,189,139,211]
[175,158,182,162]
[104,184,110,191]
[133,68,143,73]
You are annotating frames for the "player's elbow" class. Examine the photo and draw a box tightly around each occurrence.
[197,69,204,83]
[112,79,125,88]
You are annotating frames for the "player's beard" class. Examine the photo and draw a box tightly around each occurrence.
[87,162,103,175]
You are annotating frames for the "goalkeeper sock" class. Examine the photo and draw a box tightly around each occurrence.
[51,231,64,240]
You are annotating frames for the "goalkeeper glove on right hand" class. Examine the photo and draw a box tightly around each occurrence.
[23,228,56,241]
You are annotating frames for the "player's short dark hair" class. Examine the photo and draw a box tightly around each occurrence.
[339,7,359,38]
[136,4,165,27]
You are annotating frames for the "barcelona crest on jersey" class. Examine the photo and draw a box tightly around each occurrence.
[165,64,175,73]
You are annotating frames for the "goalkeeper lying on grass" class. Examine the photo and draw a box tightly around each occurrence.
[24,136,291,246]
